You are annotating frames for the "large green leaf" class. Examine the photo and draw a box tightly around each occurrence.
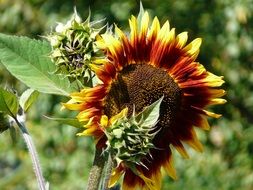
[0,87,19,116]
[0,33,75,96]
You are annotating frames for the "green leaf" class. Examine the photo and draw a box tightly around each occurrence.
[44,116,84,128]
[0,112,9,133]
[0,33,75,96]
[0,87,19,116]
[19,89,40,112]
[136,96,164,126]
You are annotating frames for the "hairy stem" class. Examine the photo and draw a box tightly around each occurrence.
[102,154,113,190]
[87,147,107,190]
[14,117,46,190]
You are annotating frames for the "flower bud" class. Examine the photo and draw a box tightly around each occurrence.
[102,97,163,167]
[47,10,104,85]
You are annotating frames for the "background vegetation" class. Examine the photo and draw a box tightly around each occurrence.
[0,0,253,189]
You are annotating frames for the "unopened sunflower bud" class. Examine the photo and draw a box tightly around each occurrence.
[47,9,104,84]
[103,97,163,167]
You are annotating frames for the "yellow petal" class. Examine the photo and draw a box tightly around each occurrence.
[174,143,190,159]
[115,25,126,39]
[77,109,98,122]
[109,108,128,125]
[209,98,227,105]
[157,21,170,42]
[137,172,157,190]
[150,170,162,190]
[191,106,222,119]
[100,115,108,128]
[129,15,138,44]
[167,28,175,43]
[95,36,106,49]
[101,34,121,57]
[184,38,202,56]
[148,16,160,39]
[140,11,149,35]
[176,32,188,48]
[61,98,80,109]
[61,102,84,111]
[186,129,204,152]
[93,58,108,65]
[90,64,102,73]
[210,89,226,98]
[164,156,177,180]
[197,115,211,130]
[108,167,124,188]
[122,182,134,190]
[84,117,95,128]
[77,127,97,136]
[204,110,222,118]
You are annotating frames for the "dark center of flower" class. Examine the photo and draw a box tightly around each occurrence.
[104,64,182,128]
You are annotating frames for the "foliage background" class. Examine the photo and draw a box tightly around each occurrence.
[0,0,253,189]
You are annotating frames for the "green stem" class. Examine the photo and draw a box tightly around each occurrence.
[102,154,113,190]
[14,117,46,190]
[87,147,107,190]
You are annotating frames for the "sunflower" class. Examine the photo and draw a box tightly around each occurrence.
[63,11,226,190]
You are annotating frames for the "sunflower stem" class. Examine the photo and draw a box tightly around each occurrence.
[87,147,107,190]
[102,154,113,190]
[14,116,46,190]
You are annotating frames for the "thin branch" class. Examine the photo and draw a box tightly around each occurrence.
[14,117,46,190]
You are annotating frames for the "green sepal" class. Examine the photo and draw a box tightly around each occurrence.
[135,95,164,126]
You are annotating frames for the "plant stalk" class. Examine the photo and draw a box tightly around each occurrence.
[87,147,107,190]
[102,154,113,190]
[14,117,46,190]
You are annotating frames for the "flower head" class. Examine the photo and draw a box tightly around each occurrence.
[63,11,226,190]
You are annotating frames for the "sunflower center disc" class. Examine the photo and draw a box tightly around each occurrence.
[104,64,182,127]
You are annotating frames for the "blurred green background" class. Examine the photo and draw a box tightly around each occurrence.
[0,0,253,189]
